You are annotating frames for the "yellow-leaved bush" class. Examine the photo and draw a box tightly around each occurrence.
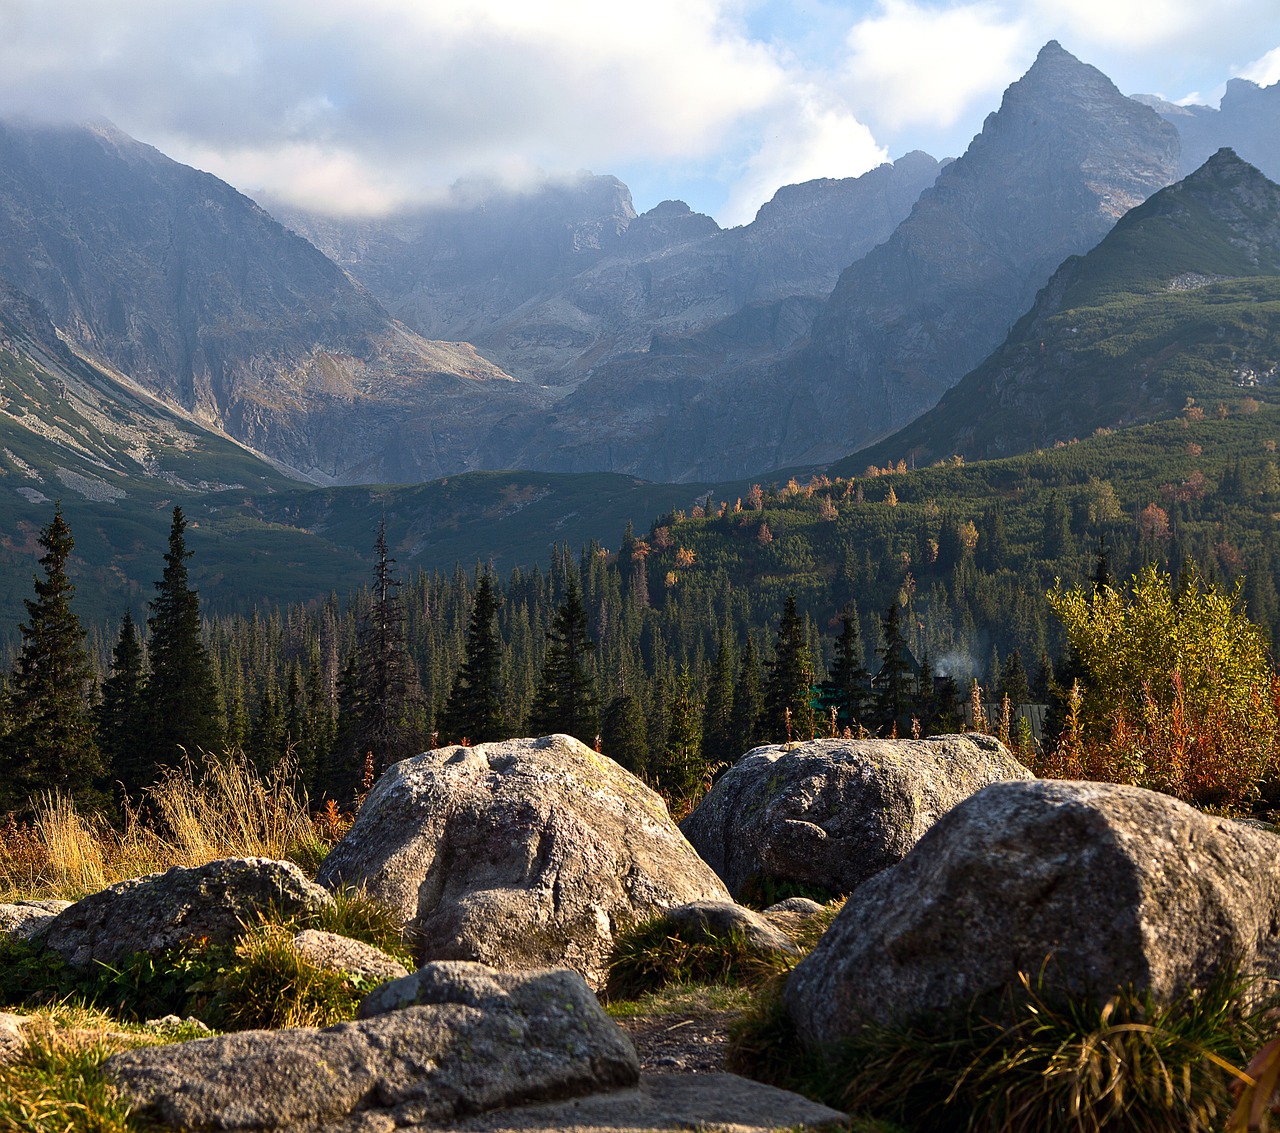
[1047,564,1279,808]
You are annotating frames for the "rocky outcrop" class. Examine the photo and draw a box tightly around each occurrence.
[660,900,800,958]
[38,858,331,968]
[784,779,1280,1047]
[680,735,1032,900]
[106,963,639,1130]
[1138,78,1280,183]
[316,736,730,989]
[290,929,409,983]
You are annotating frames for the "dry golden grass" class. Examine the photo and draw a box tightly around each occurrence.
[0,751,336,902]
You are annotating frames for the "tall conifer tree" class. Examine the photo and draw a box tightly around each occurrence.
[763,594,815,741]
[0,504,102,810]
[442,571,505,743]
[96,610,147,798]
[144,507,222,779]
[529,577,598,745]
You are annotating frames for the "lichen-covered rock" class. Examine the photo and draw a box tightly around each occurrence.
[0,1012,30,1065]
[680,735,1031,900]
[41,858,332,968]
[106,963,639,1130]
[291,929,408,983]
[0,899,70,942]
[785,779,1280,1047]
[317,736,730,989]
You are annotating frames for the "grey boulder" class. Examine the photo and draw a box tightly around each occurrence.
[291,929,409,983]
[106,963,639,1130]
[41,857,332,968]
[785,778,1280,1047]
[680,734,1032,899]
[660,899,799,957]
[0,899,70,942]
[317,736,730,989]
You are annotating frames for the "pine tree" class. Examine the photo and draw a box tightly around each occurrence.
[655,666,705,806]
[825,605,870,733]
[0,505,103,811]
[874,603,915,735]
[329,518,422,797]
[700,629,737,764]
[442,571,505,743]
[601,691,648,777]
[729,636,763,755]
[763,594,815,741]
[143,506,223,780]
[529,577,598,745]
[96,610,147,799]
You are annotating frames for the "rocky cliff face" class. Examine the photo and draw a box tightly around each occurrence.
[844,149,1280,469]
[491,43,1184,481]
[1136,79,1280,183]
[0,120,546,484]
[281,153,943,389]
[790,41,1181,455]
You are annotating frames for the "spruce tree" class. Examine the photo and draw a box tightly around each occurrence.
[874,603,915,735]
[0,504,103,811]
[96,610,147,799]
[442,571,505,743]
[529,577,598,745]
[700,629,737,764]
[601,690,648,777]
[329,518,422,797]
[825,605,870,733]
[729,636,763,755]
[763,594,815,741]
[143,506,222,779]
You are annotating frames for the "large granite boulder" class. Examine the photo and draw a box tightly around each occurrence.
[317,736,730,989]
[680,735,1032,899]
[106,963,638,1130]
[784,779,1280,1047]
[39,858,332,968]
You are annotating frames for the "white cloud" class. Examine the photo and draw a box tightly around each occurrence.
[722,87,888,225]
[1239,45,1280,86]
[840,1,1028,132]
[1028,0,1234,51]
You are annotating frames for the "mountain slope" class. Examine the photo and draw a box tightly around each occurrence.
[844,150,1280,470]
[1136,79,1280,183]
[0,120,546,485]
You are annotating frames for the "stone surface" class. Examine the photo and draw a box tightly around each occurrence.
[317,736,730,989]
[41,857,332,968]
[660,900,799,958]
[424,1073,848,1132]
[0,899,69,941]
[291,929,409,983]
[106,964,639,1130]
[681,734,1031,899]
[784,779,1280,1046]
[0,1012,30,1065]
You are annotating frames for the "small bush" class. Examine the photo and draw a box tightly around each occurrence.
[605,914,795,1001]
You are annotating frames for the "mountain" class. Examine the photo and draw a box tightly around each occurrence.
[489,42,1182,482]
[0,119,545,485]
[844,150,1280,470]
[273,152,944,389]
[1135,79,1280,183]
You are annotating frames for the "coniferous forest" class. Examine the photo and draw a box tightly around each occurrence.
[5,403,1280,820]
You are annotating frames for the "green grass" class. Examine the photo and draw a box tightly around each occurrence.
[728,968,1271,1133]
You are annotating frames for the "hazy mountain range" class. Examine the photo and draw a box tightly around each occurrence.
[0,40,1277,502]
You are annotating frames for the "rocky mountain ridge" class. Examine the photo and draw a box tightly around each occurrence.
[847,148,1280,469]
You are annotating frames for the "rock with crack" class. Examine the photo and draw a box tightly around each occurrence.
[680,735,1032,900]
[316,736,730,989]
[37,858,332,968]
[105,963,640,1130]
[784,778,1280,1047]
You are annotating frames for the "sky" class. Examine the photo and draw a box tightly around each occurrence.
[0,0,1278,227]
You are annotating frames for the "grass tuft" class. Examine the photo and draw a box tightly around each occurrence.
[605,913,796,1002]
[729,966,1272,1133]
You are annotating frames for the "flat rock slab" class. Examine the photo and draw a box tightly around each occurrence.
[681,735,1031,900]
[291,929,409,982]
[41,857,332,968]
[317,736,730,989]
[106,964,639,1131]
[785,778,1280,1046]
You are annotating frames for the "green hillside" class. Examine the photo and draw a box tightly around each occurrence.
[852,150,1280,470]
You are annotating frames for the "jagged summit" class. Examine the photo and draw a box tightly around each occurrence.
[844,152,1280,469]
